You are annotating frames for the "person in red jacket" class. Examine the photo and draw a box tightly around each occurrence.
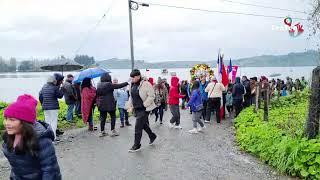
[168,76,185,129]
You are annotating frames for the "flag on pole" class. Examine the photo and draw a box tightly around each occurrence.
[228,58,233,81]
[217,51,229,120]
[216,49,221,82]
[228,58,232,74]
[220,56,229,87]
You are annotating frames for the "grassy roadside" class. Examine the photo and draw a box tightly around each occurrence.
[234,91,320,179]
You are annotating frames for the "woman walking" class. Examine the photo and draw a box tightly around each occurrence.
[97,73,128,137]
[154,78,168,124]
[81,78,97,131]
[2,94,61,180]
[187,81,205,134]
[168,76,185,129]
[205,77,225,123]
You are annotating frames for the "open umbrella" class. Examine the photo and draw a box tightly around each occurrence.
[73,67,111,83]
[40,57,83,75]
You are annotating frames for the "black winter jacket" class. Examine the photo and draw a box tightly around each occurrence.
[232,83,245,100]
[2,121,61,180]
[96,73,128,112]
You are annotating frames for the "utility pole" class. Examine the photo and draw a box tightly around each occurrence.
[128,0,135,70]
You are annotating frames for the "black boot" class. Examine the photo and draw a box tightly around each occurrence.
[120,122,125,128]
[125,121,132,126]
[56,129,64,136]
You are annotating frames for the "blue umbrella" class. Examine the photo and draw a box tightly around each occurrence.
[73,67,111,83]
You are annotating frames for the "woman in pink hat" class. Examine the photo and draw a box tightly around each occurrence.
[2,94,61,180]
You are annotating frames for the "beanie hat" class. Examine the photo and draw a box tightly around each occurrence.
[4,94,38,124]
[261,76,268,82]
[130,69,141,77]
[54,73,64,81]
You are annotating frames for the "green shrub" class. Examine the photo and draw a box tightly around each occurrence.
[235,91,320,179]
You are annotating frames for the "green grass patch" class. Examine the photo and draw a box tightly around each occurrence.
[235,90,320,179]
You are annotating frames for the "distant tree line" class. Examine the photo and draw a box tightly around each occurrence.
[0,55,96,73]
[0,57,17,72]
[74,55,95,67]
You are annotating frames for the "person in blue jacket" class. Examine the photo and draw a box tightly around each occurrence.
[199,76,209,120]
[187,81,205,134]
[187,77,196,114]
[2,94,61,180]
[116,87,132,128]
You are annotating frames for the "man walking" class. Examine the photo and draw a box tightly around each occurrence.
[126,69,157,152]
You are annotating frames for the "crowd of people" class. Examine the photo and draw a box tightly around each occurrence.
[1,67,309,179]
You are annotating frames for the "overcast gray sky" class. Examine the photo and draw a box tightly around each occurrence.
[0,0,315,62]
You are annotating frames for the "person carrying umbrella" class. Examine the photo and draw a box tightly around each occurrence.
[96,73,129,137]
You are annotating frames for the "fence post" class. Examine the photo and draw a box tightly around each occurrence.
[264,87,269,121]
[258,82,262,109]
[254,82,259,113]
[305,66,320,139]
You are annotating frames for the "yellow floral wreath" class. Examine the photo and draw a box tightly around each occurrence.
[190,64,214,79]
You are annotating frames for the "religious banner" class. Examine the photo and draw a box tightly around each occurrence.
[226,66,239,82]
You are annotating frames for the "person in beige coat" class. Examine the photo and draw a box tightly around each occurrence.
[205,77,226,123]
[126,69,157,152]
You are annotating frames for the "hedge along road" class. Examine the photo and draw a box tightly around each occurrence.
[0,110,293,180]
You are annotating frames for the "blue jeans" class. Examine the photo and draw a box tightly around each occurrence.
[66,104,75,121]
[75,101,81,115]
[119,108,129,123]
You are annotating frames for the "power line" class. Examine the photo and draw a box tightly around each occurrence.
[136,2,308,21]
[222,0,307,14]
[74,0,116,55]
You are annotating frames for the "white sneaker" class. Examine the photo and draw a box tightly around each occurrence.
[204,120,210,123]
[174,125,182,129]
[198,126,206,132]
[188,128,198,134]
[168,123,174,128]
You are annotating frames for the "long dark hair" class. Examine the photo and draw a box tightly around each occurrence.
[3,121,39,157]
[81,78,92,91]
[193,81,200,89]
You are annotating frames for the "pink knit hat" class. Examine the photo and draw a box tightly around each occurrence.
[4,94,38,124]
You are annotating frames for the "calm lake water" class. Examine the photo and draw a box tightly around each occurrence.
[0,67,315,102]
